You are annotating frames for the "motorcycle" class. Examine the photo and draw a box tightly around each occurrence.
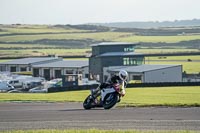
[83,83,125,110]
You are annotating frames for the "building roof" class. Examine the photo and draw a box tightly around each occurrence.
[0,57,60,65]
[32,60,88,68]
[91,42,139,47]
[106,64,182,73]
[97,52,144,57]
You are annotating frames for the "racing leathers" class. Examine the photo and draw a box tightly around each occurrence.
[92,75,127,98]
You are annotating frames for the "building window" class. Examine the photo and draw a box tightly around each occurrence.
[20,67,26,72]
[123,58,129,65]
[55,70,62,78]
[0,66,6,71]
[66,76,76,81]
[66,70,73,74]
[77,71,82,74]
[85,74,89,78]
[123,58,137,66]
[33,68,39,77]
[132,75,142,80]
[10,66,16,72]
[136,59,144,65]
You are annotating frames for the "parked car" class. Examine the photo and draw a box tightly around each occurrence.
[29,87,47,93]
[43,78,62,89]
[22,81,42,90]
[0,82,14,92]
[7,79,23,88]
[7,89,21,93]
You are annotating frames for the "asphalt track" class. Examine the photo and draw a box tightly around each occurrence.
[0,102,200,131]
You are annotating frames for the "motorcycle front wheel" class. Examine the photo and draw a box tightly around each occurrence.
[83,95,93,110]
[103,92,119,110]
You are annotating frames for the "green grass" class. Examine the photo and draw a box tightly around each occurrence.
[0,59,11,63]
[1,34,200,43]
[0,48,90,57]
[0,129,198,133]
[0,48,198,58]
[1,25,200,44]
[145,55,200,73]
[0,44,58,48]
[144,55,200,73]
[115,35,200,43]
[135,48,200,54]
[145,61,200,73]
[121,86,200,107]
[0,25,88,34]
[0,86,200,107]
[146,55,200,61]
[0,90,88,102]
[0,32,131,42]
[1,24,200,58]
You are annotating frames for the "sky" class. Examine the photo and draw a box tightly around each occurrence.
[0,0,200,24]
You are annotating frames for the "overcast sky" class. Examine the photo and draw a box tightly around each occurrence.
[1,0,200,24]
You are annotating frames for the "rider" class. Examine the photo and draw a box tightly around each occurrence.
[92,70,128,98]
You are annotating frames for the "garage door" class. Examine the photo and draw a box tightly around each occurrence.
[55,70,62,78]
[44,69,50,80]
[33,68,39,77]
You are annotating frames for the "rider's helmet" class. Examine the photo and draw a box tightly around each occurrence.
[119,70,128,81]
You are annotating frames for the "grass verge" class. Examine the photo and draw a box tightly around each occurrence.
[0,86,200,107]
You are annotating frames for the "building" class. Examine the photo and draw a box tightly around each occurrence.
[104,65,182,83]
[32,60,88,80]
[0,42,183,83]
[0,57,62,72]
[0,58,89,81]
[89,42,144,82]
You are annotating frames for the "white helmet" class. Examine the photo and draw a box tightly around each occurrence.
[119,70,128,81]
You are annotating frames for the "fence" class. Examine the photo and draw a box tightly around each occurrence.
[48,82,200,93]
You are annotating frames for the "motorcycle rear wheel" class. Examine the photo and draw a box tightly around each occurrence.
[103,92,119,110]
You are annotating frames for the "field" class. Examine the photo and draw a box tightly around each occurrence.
[146,55,200,60]
[0,48,199,57]
[0,32,132,42]
[115,35,200,43]
[0,25,87,33]
[0,24,200,58]
[0,48,199,58]
[0,86,200,107]
[0,59,11,63]
[144,55,200,73]
[0,48,90,57]
[146,61,200,73]
[1,25,200,42]
[135,48,200,54]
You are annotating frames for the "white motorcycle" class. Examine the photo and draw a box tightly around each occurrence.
[83,83,125,110]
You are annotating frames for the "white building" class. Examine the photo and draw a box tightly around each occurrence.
[0,57,62,72]
[32,60,89,80]
[104,64,182,83]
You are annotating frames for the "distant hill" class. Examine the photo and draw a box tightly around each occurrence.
[92,19,200,28]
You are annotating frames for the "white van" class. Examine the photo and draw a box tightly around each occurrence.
[7,80,23,88]
[0,82,14,92]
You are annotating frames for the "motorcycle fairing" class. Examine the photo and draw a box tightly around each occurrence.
[101,87,116,101]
